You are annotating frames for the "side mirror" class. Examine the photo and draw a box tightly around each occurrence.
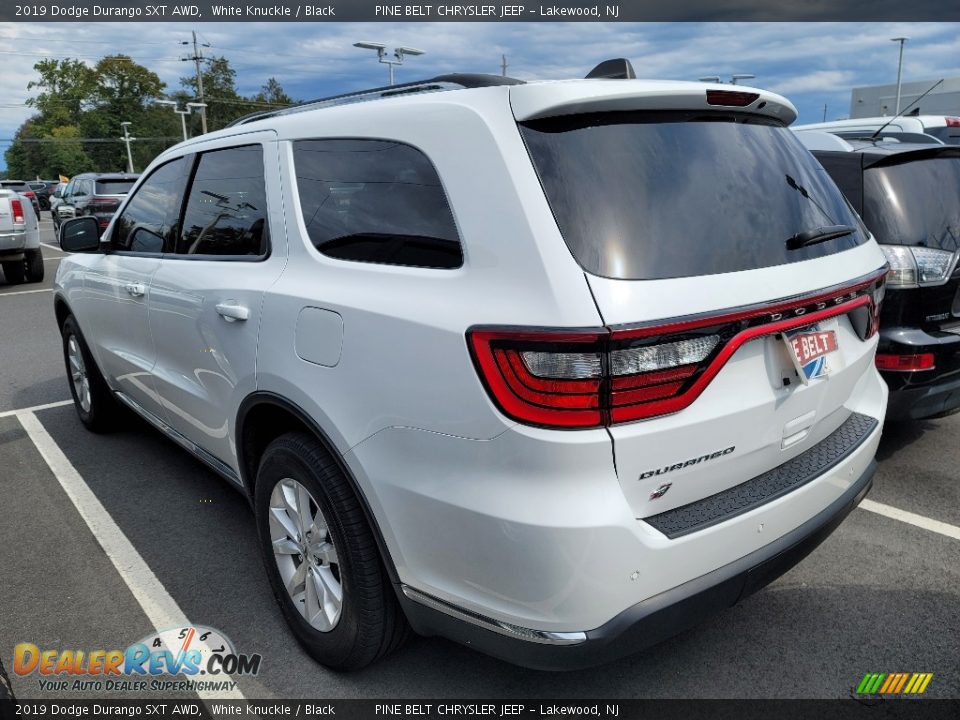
[60,216,102,253]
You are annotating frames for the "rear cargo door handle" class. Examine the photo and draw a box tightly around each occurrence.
[123,283,146,298]
[782,410,817,449]
[215,301,249,322]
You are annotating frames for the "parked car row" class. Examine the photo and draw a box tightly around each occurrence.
[45,62,954,673]
[51,172,139,233]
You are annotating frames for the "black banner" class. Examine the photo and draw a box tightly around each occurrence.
[3,0,959,22]
[3,700,960,720]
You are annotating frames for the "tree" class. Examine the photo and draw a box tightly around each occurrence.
[181,55,242,131]
[25,58,96,127]
[253,78,293,106]
[43,126,92,178]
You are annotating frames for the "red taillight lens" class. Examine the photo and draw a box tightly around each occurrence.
[468,269,888,429]
[706,90,760,107]
[875,353,935,371]
[946,117,960,128]
[10,199,24,224]
[92,196,120,206]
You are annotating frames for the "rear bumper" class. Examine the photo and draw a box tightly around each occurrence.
[399,459,875,670]
[879,326,960,420]
[0,230,27,255]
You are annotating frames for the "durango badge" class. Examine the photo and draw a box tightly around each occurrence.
[639,446,735,480]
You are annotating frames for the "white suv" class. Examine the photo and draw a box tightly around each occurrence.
[55,69,889,671]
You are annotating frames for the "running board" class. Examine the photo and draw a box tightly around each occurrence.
[113,391,244,489]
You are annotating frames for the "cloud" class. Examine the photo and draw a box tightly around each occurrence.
[2,21,959,168]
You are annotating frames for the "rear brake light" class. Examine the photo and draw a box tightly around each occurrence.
[468,270,887,429]
[706,90,759,107]
[946,117,960,128]
[875,353,935,371]
[92,196,120,205]
[10,199,24,224]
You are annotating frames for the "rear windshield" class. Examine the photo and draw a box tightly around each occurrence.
[520,111,869,280]
[863,155,960,251]
[96,179,136,195]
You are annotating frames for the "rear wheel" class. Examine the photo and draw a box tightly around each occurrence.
[254,432,409,670]
[61,315,120,432]
[1,259,25,285]
[25,248,44,283]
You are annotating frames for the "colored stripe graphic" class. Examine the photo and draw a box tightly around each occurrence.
[857,672,932,695]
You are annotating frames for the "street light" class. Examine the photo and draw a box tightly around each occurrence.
[156,100,208,141]
[891,37,909,114]
[698,74,756,85]
[120,122,135,173]
[353,41,426,85]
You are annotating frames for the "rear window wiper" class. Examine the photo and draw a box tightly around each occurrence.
[786,225,856,251]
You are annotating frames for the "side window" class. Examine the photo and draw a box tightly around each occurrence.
[293,139,462,269]
[176,145,268,257]
[62,180,75,199]
[112,157,190,254]
[74,180,91,197]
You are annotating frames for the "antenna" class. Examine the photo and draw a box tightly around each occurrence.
[871,78,944,139]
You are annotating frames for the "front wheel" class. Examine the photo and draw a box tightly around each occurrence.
[61,315,121,432]
[254,433,409,670]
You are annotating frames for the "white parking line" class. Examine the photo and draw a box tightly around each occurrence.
[41,242,62,252]
[16,411,246,701]
[0,399,72,419]
[860,498,960,541]
[0,288,52,297]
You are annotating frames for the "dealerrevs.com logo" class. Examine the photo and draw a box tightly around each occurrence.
[13,626,261,693]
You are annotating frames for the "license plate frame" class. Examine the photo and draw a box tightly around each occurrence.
[783,324,839,384]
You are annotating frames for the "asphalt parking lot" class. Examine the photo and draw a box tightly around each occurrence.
[0,220,957,700]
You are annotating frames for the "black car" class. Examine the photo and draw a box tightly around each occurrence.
[27,180,58,210]
[0,180,41,216]
[55,172,139,233]
[808,138,960,420]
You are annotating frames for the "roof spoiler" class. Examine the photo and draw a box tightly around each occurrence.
[585,58,636,80]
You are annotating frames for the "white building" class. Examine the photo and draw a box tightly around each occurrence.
[850,77,960,118]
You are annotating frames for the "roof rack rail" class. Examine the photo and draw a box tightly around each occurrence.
[227,73,524,127]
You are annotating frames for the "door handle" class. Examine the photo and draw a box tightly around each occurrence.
[215,301,250,322]
[124,283,146,297]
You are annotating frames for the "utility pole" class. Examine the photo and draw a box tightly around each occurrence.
[823,103,828,122]
[181,31,210,134]
[120,122,135,173]
[501,54,508,77]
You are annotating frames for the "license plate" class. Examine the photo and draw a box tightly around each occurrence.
[784,325,838,383]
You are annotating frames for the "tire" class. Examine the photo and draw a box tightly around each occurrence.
[24,248,44,283]
[254,433,409,670]
[1,260,25,285]
[61,315,121,432]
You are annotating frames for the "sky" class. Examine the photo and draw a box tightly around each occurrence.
[1,21,959,170]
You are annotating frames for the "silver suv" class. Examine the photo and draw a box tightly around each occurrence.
[55,68,888,670]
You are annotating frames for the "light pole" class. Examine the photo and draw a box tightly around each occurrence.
[156,100,208,141]
[891,37,909,114]
[698,74,756,85]
[353,42,426,85]
[120,122,135,173]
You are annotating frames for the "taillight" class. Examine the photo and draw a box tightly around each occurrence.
[946,117,960,128]
[10,199,24,224]
[875,353,935,372]
[468,269,887,429]
[706,90,759,107]
[91,196,120,206]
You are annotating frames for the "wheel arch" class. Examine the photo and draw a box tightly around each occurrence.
[236,392,401,584]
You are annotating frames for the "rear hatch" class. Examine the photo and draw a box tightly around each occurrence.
[89,177,137,226]
[861,149,960,331]
[514,85,887,519]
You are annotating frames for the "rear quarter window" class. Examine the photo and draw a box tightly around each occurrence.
[293,139,462,269]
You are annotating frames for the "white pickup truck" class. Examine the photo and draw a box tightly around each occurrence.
[0,188,43,284]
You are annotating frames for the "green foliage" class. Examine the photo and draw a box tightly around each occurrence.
[7,53,295,178]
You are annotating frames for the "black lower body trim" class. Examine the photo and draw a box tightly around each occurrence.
[398,459,876,671]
